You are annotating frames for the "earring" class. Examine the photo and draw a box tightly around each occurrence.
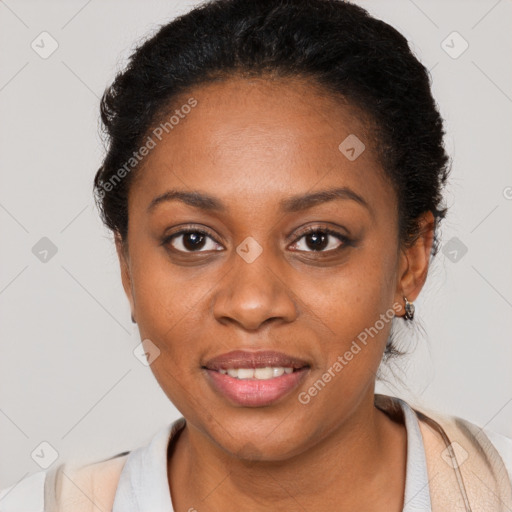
[131,313,136,324]
[403,296,415,320]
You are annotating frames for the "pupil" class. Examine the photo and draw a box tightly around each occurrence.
[306,231,328,251]
[184,232,206,251]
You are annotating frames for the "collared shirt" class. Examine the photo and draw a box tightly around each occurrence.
[1,397,511,511]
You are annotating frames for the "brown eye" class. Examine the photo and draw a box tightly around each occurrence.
[164,229,223,253]
[290,227,349,253]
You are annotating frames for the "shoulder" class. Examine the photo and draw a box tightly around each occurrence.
[438,411,512,477]
[408,399,512,486]
[477,425,512,482]
[376,394,512,486]
[0,451,130,512]
[0,470,46,512]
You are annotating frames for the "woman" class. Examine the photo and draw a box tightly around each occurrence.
[1,0,511,510]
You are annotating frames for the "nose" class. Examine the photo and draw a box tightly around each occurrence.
[212,246,298,332]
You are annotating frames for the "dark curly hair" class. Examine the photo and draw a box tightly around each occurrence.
[93,0,451,360]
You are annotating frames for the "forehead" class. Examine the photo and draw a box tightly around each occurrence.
[129,76,394,215]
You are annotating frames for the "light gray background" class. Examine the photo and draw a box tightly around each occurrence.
[1,0,511,488]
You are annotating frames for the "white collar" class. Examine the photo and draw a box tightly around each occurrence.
[112,418,184,512]
[400,397,432,511]
[112,398,431,512]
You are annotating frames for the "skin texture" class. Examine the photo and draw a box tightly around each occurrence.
[115,76,434,511]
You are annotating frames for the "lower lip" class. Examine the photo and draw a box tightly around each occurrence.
[205,368,309,407]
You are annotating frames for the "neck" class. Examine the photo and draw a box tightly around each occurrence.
[168,393,406,512]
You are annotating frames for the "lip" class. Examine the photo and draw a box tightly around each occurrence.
[203,350,310,407]
[203,350,310,370]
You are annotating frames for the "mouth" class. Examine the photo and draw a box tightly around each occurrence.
[202,350,310,407]
[216,366,297,379]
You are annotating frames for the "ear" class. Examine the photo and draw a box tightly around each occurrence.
[395,211,435,317]
[114,232,136,322]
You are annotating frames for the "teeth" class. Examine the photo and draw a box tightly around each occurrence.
[237,368,255,379]
[218,367,296,380]
[272,367,284,377]
[254,367,274,379]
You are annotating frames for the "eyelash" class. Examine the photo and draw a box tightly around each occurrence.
[161,224,351,254]
[161,227,222,253]
[292,225,351,252]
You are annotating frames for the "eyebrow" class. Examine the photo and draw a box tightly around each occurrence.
[146,186,370,214]
[280,187,369,213]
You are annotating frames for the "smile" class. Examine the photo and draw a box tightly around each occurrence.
[219,367,295,379]
[202,350,310,407]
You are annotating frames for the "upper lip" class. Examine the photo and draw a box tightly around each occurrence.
[203,350,310,370]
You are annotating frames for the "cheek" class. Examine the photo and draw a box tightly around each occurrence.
[130,244,208,333]
[296,248,399,405]
[304,247,398,340]
[132,261,206,410]
[294,258,398,425]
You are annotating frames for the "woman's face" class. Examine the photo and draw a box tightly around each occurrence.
[117,76,415,460]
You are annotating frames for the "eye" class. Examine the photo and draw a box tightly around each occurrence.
[163,228,223,253]
[289,226,349,253]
